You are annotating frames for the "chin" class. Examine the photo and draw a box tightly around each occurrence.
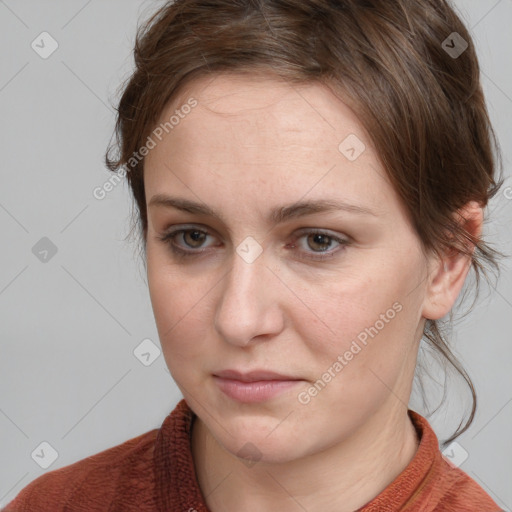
[221,430,310,466]
[210,410,313,462]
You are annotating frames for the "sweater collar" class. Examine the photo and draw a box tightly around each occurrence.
[153,399,207,512]
[355,409,442,511]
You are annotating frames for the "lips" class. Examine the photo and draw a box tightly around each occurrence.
[213,369,301,382]
[212,369,304,403]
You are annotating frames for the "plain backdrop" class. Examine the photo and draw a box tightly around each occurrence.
[1,0,511,509]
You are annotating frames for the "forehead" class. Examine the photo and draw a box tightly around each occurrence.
[159,72,367,148]
[143,72,402,223]
[148,72,379,178]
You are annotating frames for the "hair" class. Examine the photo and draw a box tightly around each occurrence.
[105,0,506,445]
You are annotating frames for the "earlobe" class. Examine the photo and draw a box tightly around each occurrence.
[421,201,483,321]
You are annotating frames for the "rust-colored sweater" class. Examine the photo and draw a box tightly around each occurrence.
[4,399,501,512]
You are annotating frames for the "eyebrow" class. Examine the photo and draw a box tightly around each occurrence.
[148,194,380,227]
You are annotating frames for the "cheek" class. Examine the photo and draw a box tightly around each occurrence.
[147,252,213,370]
[293,251,424,381]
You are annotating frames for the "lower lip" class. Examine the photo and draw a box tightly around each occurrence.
[213,376,301,403]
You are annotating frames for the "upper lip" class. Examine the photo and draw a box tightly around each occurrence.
[214,369,301,382]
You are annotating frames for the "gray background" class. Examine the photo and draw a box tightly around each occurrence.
[0,0,511,509]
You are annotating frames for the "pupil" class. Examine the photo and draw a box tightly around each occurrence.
[311,234,330,251]
[187,230,205,246]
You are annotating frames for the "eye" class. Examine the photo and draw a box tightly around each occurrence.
[156,226,350,261]
[157,226,217,258]
[287,229,350,261]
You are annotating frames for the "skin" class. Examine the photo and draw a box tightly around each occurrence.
[143,72,483,512]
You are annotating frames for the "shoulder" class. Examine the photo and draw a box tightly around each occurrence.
[433,457,502,512]
[3,428,159,512]
[400,411,502,512]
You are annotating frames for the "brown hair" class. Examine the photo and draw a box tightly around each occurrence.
[105,0,506,445]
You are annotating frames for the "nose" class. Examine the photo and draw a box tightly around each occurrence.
[214,246,284,347]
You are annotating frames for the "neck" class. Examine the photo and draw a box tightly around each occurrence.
[191,401,420,512]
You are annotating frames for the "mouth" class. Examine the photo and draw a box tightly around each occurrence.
[213,369,304,403]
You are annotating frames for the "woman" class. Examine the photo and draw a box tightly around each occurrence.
[4,0,506,510]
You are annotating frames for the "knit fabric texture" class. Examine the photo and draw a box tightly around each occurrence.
[3,399,501,512]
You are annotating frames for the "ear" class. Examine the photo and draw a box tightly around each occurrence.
[421,201,483,321]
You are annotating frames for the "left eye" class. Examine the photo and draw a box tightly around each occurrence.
[287,230,350,261]
[293,232,340,252]
[157,228,218,256]
[158,227,350,261]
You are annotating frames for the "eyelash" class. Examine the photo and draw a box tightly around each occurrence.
[157,226,350,262]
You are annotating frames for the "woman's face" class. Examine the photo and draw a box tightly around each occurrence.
[144,73,433,463]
